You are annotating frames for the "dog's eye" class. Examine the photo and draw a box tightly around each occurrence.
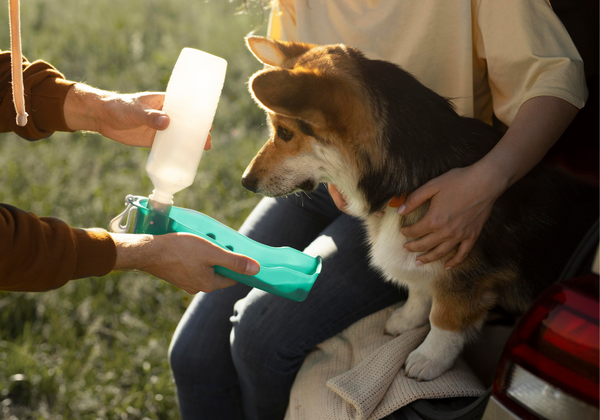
[276,126,294,142]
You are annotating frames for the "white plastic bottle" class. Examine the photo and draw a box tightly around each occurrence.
[146,48,227,214]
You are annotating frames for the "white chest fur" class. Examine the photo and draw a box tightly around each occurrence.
[364,210,443,289]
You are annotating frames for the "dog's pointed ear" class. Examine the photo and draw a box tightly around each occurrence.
[250,67,332,128]
[246,36,315,68]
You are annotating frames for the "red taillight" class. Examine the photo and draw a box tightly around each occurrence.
[493,273,599,420]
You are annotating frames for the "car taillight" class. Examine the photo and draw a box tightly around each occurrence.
[493,273,599,420]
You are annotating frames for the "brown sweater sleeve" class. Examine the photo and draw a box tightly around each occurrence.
[0,205,117,291]
[0,52,118,291]
[0,51,75,140]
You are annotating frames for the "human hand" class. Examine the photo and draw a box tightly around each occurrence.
[398,164,506,269]
[95,91,170,147]
[64,83,213,149]
[111,232,260,294]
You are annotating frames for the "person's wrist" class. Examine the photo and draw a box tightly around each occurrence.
[64,83,111,132]
[470,157,511,201]
[111,233,157,272]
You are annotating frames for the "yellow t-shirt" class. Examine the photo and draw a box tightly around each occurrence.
[268,0,588,127]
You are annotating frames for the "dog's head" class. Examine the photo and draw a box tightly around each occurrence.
[242,36,464,216]
[242,36,386,215]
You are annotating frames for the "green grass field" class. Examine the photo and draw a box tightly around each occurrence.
[0,1,269,418]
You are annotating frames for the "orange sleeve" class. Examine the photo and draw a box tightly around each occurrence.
[0,204,117,292]
[0,53,117,291]
[0,51,76,140]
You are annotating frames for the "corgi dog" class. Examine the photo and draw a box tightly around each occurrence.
[241,36,598,381]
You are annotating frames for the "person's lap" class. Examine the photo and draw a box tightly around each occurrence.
[169,185,406,420]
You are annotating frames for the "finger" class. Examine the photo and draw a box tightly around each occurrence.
[403,233,441,254]
[444,240,474,269]
[397,181,438,215]
[400,216,435,240]
[400,204,453,239]
[414,239,460,265]
[204,133,212,150]
[212,247,260,276]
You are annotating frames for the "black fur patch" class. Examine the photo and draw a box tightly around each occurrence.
[354,55,501,213]
[347,48,598,304]
[297,119,316,138]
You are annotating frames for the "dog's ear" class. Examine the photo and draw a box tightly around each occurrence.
[246,36,315,68]
[250,67,338,128]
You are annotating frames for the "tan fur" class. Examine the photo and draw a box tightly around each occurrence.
[430,282,498,332]
[245,115,318,175]
[246,37,317,68]
[248,42,386,175]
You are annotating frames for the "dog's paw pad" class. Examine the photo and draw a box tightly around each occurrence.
[404,349,448,381]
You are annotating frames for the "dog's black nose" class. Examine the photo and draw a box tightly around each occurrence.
[241,175,258,192]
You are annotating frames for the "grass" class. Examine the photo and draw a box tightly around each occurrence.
[0,1,270,418]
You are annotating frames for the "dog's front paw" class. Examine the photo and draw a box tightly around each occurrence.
[384,305,429,336]
[404,348,452,381]
[404,327,464,381]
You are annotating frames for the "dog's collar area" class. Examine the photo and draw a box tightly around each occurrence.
[388,195,406,208]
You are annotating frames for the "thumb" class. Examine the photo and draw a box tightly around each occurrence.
[214,247,261,276]
[146,109,170,130]
[397,182,438,215]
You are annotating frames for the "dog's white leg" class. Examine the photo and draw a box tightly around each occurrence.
[404,293,491,381]
[404,325,469,381]
[385,285,431,336]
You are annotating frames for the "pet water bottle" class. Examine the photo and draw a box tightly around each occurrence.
[145,48,227,214]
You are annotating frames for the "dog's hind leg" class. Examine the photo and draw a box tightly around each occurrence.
[385,284,431,336]
[404,284,497,381]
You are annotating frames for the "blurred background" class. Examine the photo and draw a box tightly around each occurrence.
[0,1,269,418]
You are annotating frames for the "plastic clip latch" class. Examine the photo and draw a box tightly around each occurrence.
[109,195,136,233]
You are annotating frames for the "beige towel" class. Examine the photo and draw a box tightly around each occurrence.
[285,303,485,420]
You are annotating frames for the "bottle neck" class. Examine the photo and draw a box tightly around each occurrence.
[148,191,173,215]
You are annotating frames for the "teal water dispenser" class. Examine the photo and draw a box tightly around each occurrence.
[109,48,322,302]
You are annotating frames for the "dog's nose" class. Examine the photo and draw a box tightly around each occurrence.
[241,174,258,192]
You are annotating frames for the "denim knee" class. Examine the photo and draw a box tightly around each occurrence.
[168,333,198,385]
[169,327,236,389]
[230,296,305,377]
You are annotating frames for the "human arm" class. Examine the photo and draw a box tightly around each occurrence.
[0,54,232,292]
[0,51,75,139]
[62,83,211,150]
[0,204,259,293]
[111,233,259,294]
[393,0,587,268]
[1,51,212,149]
[399,96,579,269]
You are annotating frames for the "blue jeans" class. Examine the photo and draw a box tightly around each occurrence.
[169,184,405,420]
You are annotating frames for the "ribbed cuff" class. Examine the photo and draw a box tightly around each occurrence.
[30,77,76,133]
[71,228,117,279]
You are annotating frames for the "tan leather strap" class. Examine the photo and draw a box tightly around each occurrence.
[9,0,28,126]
